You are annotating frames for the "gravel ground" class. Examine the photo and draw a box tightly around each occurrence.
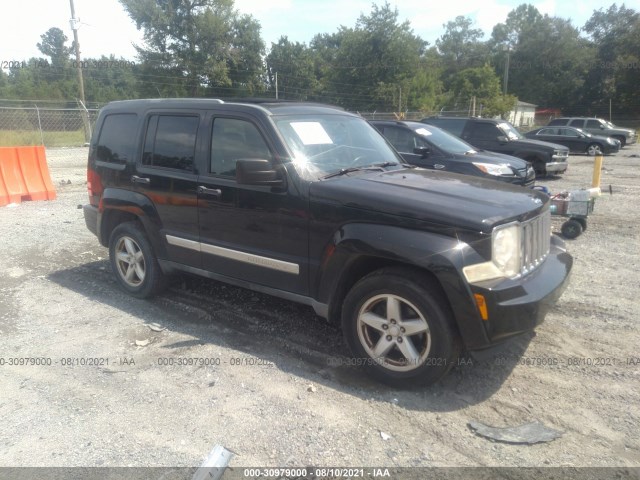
[0,144,639,472]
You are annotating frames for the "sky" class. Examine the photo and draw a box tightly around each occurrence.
[1,0,639,63]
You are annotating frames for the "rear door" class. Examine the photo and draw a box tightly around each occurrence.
[463,122,511,154]
[558,128,585,152]
[195,112,309,295]
[132,112,202,267]
[584,119,605,136]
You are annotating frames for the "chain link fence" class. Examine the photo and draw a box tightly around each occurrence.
[0,103,100,169]
[357,110,470,121]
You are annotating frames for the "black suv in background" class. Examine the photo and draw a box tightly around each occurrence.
[421,117,570,175]
[83,99,572,387]
[370,120,535,186]
[546,117,637,147]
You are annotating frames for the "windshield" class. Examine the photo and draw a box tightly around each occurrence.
[414,126,476,155]
[498,122,524,140]
[273,114,402,180]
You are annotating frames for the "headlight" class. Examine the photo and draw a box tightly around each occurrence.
[472,162,514,176]
[607,138,616,144]
[463,222,522,283]
[492,223,521,277]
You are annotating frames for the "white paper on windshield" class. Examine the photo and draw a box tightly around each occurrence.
[415,128,432,136]
[291,122,333,145]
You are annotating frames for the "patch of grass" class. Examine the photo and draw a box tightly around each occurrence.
[0,129,87,147]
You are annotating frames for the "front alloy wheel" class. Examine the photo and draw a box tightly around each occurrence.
[342,268,460,387]
[586,143,603,156]
[357,294,431,372]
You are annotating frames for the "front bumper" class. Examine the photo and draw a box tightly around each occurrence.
[468,235,572,348]
[545,161,568,173]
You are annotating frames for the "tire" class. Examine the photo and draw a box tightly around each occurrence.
[576,218,587,231]
[561,219,583,239]
[109,221,167,298]
[341,268,460,387]
[612,136,626,148]
[532,159,546,176]
[586,143,603,156]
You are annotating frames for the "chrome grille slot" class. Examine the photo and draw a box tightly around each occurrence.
[521,210,551,276]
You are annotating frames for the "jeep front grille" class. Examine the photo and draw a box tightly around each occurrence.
[521,210,551,276]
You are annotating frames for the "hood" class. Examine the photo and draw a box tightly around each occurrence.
[310,168,548,233]
[514,138,569,151]
[463,150,529,168]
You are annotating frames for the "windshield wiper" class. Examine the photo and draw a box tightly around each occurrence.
[322,166,385,179]
[371,161,416,169]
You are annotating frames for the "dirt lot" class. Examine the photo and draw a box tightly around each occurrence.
[0,144,639,474]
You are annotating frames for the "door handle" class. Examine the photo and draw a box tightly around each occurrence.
[433,164,446,169]
[197,186,222,198]
[131,175,151,185]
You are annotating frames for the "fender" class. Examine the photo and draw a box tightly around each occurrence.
[98,188,167,259]
[511,147,547,163]
[313,223,491,349]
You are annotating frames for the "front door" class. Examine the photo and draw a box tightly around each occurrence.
[196,114,309,295]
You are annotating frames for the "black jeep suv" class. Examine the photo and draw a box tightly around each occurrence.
[370,120,535,186]
[83,99,572,387]
[421,117,570,176]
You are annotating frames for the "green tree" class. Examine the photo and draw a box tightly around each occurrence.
[490,5,594,109]
[314,2,426,111]
[583,4,640,116]
[37,27,72,68]
[120,0,265,97]
[449,65,517,117]
[265,37,319,100]
[82,56,141,103]
[436,16,489,87]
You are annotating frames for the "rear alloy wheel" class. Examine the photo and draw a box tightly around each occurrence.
[341,268,460,387]
[586,143,603,156]
[109,222,167,298]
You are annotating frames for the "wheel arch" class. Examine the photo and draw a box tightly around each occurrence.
[315,224,491,349]
[98,188,167,259]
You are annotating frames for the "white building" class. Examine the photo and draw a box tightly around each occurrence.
[508,101,537,127]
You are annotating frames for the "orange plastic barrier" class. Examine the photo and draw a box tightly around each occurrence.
[0,146,56,206]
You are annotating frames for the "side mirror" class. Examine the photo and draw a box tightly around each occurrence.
[599,124,605,129]
[413,146,430,158]
[236,159,285,187]
[497,135,509,143]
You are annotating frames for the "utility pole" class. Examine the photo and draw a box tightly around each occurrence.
[275,72,278,99]
[398,86,402,112]
[69,0,86,105]
[503,45,511,96]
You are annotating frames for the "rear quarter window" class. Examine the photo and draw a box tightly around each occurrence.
[424,118,466,137]
[96,113,138,164]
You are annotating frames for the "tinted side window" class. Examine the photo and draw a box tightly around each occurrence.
[586,119,603,129]
[539,128,558,135]
[569,119,584,128]
[382,126,418,153]
[210,118,273,177]
[468,123,501,140]
[143,115,199,171]
[96,113,138,164]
